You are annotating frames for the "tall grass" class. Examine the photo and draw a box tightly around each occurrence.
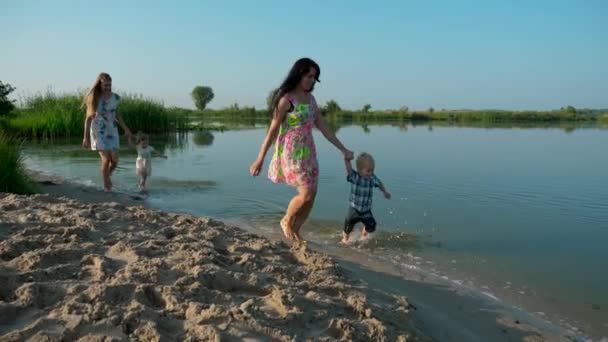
[9,91,188,138]
[120,93,188,133]
[190,104,596,125]
[323,108,595,123]
[0,132,35,194]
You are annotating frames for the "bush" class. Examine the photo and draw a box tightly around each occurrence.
[0,132,35,194]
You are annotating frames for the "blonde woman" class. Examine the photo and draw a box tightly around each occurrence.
[82,72,132,192]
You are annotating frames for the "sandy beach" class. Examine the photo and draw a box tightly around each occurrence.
[0,175,583,341]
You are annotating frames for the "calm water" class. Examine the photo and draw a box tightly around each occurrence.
[23,123,608,338]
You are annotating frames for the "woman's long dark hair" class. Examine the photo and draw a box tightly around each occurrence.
[269,58,320,117]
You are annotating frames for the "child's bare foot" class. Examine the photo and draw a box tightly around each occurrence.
[280,217,296,241]
[361,227,369,240]
[341,232,350,244]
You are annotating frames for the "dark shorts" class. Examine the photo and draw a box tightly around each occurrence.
[343,206,376,234]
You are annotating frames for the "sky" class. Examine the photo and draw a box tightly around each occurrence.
[2,0,607,111]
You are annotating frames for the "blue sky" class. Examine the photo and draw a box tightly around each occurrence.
[2,0,607,110]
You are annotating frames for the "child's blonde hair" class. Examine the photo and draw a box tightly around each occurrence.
[135,131,149,144]
[356,152,375,172]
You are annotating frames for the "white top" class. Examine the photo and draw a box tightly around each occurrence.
[136,146,155,159]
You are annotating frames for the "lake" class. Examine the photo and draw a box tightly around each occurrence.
[23,122,608,338]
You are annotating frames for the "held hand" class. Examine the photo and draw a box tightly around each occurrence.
[249,158,263,177]
[82,138,90,149]
[343,149,354,161]
[383,191,392,200]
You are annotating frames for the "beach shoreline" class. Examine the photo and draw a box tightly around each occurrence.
[0,173,591,341]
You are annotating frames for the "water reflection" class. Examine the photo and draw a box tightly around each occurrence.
[195,116,606,134]
[192,130,215,147]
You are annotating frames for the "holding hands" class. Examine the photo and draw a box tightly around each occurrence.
[342,148,354,161]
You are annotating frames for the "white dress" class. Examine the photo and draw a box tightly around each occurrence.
[136,146,154,177]
[90,93,120,151]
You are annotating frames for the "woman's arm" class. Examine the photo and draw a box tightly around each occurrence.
[249,97,290,176]
[315,113,353,160]
[115,111,132,138]
[82,98,95,148]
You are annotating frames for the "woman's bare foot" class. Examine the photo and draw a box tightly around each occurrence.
[280,216,296,241]
[294,231,304,241]
[103,177,112,192]
[292,225,305,241]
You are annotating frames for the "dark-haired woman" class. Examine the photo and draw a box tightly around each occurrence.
[249,58,353,241]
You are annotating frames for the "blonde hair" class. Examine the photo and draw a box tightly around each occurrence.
[135,131,149,144]
[82,72,112,111]
[356,152,375,172]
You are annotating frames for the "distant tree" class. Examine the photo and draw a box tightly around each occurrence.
[428,107,435,114]
[323,99,342,114]
[0,81,16,116]
[191,86,214,111]
[564,105,577,114]
[399,106,409,114]
[362,104,371,113]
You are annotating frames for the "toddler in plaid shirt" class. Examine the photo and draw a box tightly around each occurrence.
[342,152,391,243]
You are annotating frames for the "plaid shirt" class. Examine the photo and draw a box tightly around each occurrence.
[347,171,381,212]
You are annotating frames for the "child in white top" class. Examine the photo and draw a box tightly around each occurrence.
[130,132,166,192]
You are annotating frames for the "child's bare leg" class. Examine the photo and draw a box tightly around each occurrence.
[361,226,369,239]
[341,231,350,243]
[138,173,147,192]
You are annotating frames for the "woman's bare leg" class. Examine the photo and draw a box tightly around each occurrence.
[292,188,317,240]
[109,149,119,174]
[282,186,316,241]
[98,151,112,192]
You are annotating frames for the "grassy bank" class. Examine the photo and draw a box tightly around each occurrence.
[8,92,188,138]
[8,91,603,139]
[323,108,597,124]
[186,104,600,126]
[184,107,605,133]
[0,132,35,194]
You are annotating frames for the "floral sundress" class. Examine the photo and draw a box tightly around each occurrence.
[268,94,319,188]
